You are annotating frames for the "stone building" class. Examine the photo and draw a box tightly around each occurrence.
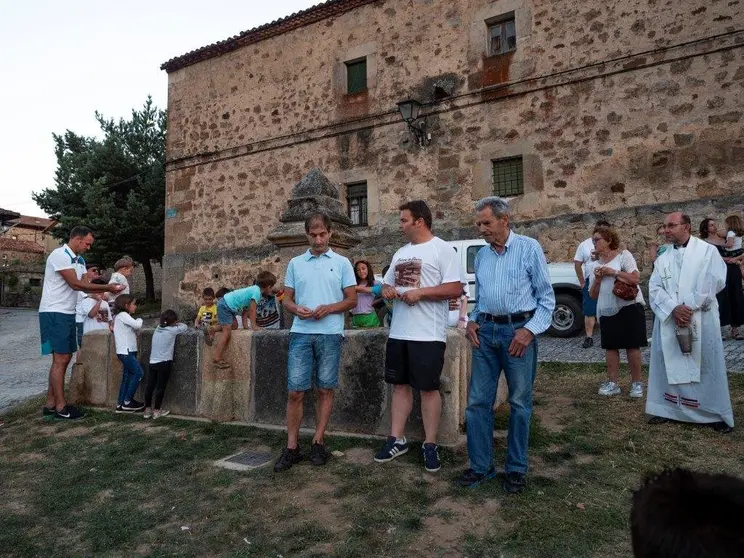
[3,215,59,254]
[160,0,743,316]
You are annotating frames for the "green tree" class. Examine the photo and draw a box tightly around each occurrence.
[33,97,166,301]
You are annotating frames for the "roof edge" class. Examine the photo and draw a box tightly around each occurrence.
[161,0,379,73]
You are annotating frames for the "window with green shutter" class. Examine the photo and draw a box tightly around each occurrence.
[346,58,367,94]
[492,157,524,197]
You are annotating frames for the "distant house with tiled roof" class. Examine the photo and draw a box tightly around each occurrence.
[3,213,60,256]
[0,237,44,264]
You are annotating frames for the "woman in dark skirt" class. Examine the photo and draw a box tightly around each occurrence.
[699,218,732,332]
[589,226,647,398]
[720,215,744,339]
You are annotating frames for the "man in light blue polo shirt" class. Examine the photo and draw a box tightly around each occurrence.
[273,212,357,472]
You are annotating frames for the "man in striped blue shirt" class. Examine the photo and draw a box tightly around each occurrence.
[457,197,555,493]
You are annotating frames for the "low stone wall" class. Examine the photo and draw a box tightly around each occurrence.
[70,328,506,446]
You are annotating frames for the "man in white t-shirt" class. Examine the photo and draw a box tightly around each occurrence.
[374,200,462,473]
[39,226,124,420]
[573,219,610,348]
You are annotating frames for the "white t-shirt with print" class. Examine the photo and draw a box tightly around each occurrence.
[79,297,113,333]
[39,244,83,314]
[109,272,130,296]
[384,236,460,342]
[573,237,598,280]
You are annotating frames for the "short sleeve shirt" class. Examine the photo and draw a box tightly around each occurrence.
[573,237,596,280]
[223,286,262,313]
[197,304,218,325]
[285,249,356,335]
[80,297,113,333]
[109,272,130,296]
[384,237,460,342]
[39,244,81,314]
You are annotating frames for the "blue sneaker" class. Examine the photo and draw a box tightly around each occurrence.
[374,436,409,462]
[422,443,441,472]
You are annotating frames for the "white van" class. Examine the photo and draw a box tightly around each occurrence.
[377,239,584,337]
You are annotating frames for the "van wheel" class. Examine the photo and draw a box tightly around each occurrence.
[548,293,583,338]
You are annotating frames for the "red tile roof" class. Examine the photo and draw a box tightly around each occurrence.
[161,0,378,73]
[9,215,55,229]
[0,237,44,254]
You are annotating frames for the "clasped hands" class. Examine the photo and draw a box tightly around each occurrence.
[381,285,423,306]
[672,304,694,327]
[594,266,617,279]
[295,305,333,320]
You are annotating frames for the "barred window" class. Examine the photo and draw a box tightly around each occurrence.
[347,182,368,226]
[346,58,367,94]
[492,157,524,197]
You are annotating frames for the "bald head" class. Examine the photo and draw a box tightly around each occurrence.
[663,212,692,246]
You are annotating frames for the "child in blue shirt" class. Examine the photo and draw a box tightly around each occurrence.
[211,271,277,368]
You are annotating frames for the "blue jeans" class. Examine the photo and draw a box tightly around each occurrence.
[117,351,144,405]
[287,333,343,392]
[465,319,537,475]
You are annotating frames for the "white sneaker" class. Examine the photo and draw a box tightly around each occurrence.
[153,409,170,419]
[629,382,644,399]
[143,408,153,419]
[598,381,621,396]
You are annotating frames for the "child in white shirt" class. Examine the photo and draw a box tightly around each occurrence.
[109,256,134,297]
[113,294,144,413]
[144,310,187,419]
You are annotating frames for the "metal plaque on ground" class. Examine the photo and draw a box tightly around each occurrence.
[214,451,273,471]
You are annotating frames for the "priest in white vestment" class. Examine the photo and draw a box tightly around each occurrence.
[646,212,734,433]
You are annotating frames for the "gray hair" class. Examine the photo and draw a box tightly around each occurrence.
[475,196,511,217]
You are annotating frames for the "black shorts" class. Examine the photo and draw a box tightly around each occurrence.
[385,339,446,392]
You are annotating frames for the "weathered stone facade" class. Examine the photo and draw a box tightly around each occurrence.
[162,0,744,317]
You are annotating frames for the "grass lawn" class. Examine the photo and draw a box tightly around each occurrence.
[2,363,743,558]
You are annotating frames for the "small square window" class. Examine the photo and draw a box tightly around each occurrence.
[488,16,517,56]
[492,157,524,197]
[346,58,367,94]
[347,182,368,226]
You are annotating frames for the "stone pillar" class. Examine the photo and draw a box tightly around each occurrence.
[267,167,361,262]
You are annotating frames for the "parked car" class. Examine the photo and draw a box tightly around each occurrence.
[374,239,584,337]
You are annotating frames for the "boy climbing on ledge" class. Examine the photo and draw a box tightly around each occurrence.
[210,271,278,368]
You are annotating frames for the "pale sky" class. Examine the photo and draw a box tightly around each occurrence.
[0,0,319,218]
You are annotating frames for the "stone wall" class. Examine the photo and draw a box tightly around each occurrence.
[0,265,44,307]
[162,0,744,312]
[130,262,163,299]
[70,328,506,446]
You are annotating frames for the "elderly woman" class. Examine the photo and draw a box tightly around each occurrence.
[589,226,647,398]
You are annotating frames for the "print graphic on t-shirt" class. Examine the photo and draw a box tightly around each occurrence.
[256,296,280,328]
[96,308,110,323]
[202,311,214,324]
[394,258,422,288]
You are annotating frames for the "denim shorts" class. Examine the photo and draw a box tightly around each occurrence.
[39,312,77,355]
[287,333,344,392]
[216,298,236,326]
[582,281,597,318]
